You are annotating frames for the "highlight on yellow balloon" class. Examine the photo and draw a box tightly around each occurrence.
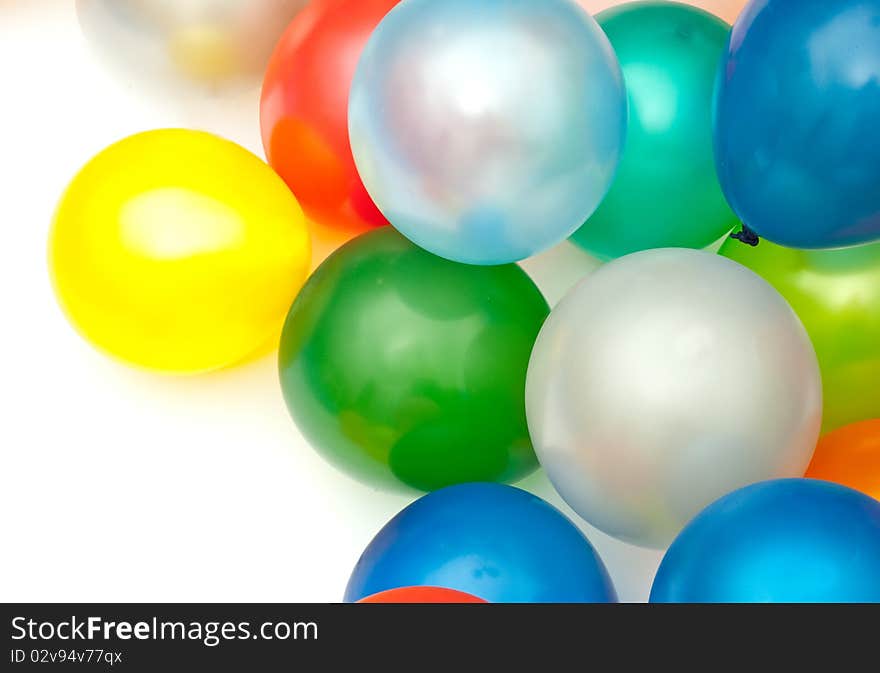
[48,129,311,374]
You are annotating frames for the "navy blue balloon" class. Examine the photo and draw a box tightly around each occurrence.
[715,0,880,248]
[344,483,617,603]
[651,479,880,603]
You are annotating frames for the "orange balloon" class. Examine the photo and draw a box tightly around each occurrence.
[357,587,487,604]
[806,420,880,502]
[260,0,399,263]
[577,0,748,23]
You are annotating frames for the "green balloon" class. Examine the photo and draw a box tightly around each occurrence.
[571,2,738,260]
[279,228,548,491]
[720,232,880,432]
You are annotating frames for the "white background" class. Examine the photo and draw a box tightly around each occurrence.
[0,0,664,602]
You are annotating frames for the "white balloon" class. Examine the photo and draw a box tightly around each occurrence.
[76,0,311,88]
[525,249,822,548]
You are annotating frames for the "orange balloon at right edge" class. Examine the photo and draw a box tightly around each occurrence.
[806,420,880,502]
[577,0,748,23]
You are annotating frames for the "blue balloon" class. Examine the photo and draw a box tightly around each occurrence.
[348,0,626,265]
[344,483,617,603]
[714,0,880,248]
[651,479,880,603]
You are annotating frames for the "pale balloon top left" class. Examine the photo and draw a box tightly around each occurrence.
[76,0,311,90]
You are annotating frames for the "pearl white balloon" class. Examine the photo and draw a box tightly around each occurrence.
[76,0,311,88]
[526,249,823,548]
[348,0,626,265]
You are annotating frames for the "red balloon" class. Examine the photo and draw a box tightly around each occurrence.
[260,0,398,261]
[357,587,487,604]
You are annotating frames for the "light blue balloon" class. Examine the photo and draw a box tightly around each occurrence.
[715,0,880,248]
[349,0,627,265]
[651,479,880,603]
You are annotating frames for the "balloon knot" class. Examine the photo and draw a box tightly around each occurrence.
[731,225,760,247]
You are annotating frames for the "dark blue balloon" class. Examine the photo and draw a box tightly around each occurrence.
[714,0,880,248]
[344,483,617,603]
[651,479,880,603]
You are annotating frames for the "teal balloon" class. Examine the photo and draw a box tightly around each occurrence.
[572,2,738,260]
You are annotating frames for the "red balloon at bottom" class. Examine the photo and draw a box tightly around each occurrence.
[357,587,487,604]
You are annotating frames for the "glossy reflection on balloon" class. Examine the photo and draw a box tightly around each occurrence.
[77,0,311,87]
[344,483,617,603]
[278,228,548,492]
[49,129,310,373]
[714,0,880,248]
[651,479,880,603]
[358,587,487,603]
[526,248,823,548]
[349,0,626,265]
[571,2,738,260]
[261,0,399,238]
[806,420,880,502]
[721,233,880,431]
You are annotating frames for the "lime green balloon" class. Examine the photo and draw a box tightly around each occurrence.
[279,228,548,491]
[571,2,738,260]
[720,233,880,432]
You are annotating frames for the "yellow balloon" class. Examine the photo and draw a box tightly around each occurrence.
[49,129,310,373]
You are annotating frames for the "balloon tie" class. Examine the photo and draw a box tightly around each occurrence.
[731,225,760,247]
